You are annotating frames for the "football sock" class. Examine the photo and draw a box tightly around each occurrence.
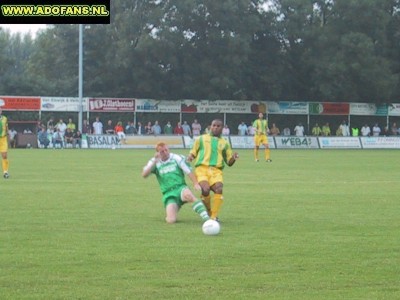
[192,200,210,221]
[254,148,259,160]
[2,158,9,173]
[265,148,271,160]
[211,194,223,220]
[201,195,211,216]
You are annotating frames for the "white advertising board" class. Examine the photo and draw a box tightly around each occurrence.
[229,136,276,149]
[360,137,400,149]
[275,136,319,149]
[41,97,88,112]
[319,137,361,149]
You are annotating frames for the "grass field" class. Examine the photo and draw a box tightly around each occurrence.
[1,148,399,299]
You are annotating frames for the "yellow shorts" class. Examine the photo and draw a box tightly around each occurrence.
[254,134,269,146]
[0,136,8,152]
[195,165,223,186]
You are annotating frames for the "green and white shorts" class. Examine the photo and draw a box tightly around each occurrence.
[162,185,188,208]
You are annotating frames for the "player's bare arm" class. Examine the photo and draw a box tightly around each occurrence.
[187,172,201,191]
[227,152,239,166]
[187,153,195,162]
[142,152,160,177]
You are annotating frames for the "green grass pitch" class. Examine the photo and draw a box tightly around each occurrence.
[1,148,399,299]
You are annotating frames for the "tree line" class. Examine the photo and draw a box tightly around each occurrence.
[1,0,399,103]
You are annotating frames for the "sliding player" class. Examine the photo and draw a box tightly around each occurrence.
[142,142,209,224]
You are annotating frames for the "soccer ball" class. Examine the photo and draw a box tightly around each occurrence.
[202,219,220,236]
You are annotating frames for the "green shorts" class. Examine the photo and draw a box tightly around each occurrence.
[162,185,188,208]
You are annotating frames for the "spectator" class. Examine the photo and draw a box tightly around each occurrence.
[152,121,162,135]
[47,124,54,135]
[47,117,55,132]
[282,127,290,136]
[145,122,153,135]
[191,119,202,136]
[361,124,371,137]
[52,128,64,149]
[8,128,17,148]
[67,118,76,132]
[336,125,342,136]
[114,121,126,142]
[321,123,331,136]
[311,123,322,136]
[382,126,390,136]
[222,124,230,136]
[237,121,248,136]
[105,120,115,134]
[92,117,103,134]
[137,122,145,135]
[372,123,381,136]
[163,121,173,135]
[247,124,255,136]
[55,118,67,138]
[294,123,305,136]
[174,122,184,135]
[82,119,91,134]
[64,128,74,147]
[339,120,350,136]
[351,126,359,136]
[125,121,137,135]
[204,125,211,134]
[182,121,192,136]
[35,121,43,134]
[270,123,280,136]
[38,127,50,148]
[390,122,398,136]
[23,128,32,134]
[73,130,82,148]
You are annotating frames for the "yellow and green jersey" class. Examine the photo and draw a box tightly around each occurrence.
[190,134,233,169]
[253,118,268,135]
[0,115,8,138]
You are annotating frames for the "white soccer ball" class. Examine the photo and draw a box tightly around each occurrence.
[202,219,221,236]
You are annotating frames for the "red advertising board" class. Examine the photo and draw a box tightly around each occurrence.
[321,102,350,115]
[89,98,135,112]
[0,96,41,111]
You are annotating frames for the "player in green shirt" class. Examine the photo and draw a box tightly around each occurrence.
[142,142,209,224]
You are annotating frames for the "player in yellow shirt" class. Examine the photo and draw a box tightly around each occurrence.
[0,108,10,178]
[252,112,271,162]
[187,119,239,221]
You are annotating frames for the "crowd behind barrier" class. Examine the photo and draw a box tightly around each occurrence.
[7,116,400,150]
[3,97,400,150]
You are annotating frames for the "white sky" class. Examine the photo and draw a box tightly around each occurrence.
[0,24,47,37]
